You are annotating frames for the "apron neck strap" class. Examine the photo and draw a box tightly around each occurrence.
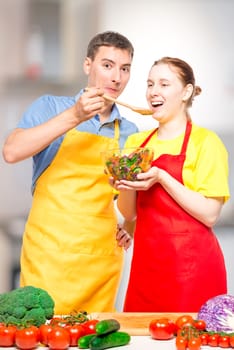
[114,119,120,141]
[140,121,192,155]
[140,128,158,147]
[180,121,192,155]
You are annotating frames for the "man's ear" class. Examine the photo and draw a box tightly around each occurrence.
[83,57,91,75]
[182,84,193,101]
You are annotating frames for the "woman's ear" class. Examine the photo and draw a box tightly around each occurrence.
[182,84,193,101]
[83,57,91,75]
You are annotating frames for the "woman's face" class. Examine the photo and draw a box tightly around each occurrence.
[146,63,189,123]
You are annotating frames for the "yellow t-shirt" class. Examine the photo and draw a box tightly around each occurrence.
[124,123,230,202]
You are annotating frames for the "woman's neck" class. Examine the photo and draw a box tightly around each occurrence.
[157,117,188,140]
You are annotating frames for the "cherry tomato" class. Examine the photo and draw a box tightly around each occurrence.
[176,335,188,350]
[176,315,194,329]
[149,318,175,340]
[15,326,39,350]
[208,333,219,347]
[200,332,209,345]
[39,323,53,345]
[64,324,85,346]
[82,319,99,335]
[0,324,16,347]
[49,316,66,326]
[47,326,70,350]
[229,334,234,347]
[188,337,201,350]
[218,334,230,348]
[177,325,199,339]
[193,319,206,331]
[229,335,234,347]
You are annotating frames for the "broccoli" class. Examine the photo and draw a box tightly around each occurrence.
[0,285,55,327]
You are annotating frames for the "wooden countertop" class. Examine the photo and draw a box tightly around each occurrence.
[91,312,197,335]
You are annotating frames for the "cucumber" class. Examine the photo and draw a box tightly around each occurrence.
[90,331,131,350]
[95,319,120,335]
[78,334,96,349]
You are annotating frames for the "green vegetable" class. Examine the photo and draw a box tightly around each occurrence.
[105,147,154,181]
[95,319,120,335]
[0,285,55,327]
[90,331,131,350]
[78,334,97,349]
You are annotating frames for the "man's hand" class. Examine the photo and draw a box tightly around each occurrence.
[74,87,105,123]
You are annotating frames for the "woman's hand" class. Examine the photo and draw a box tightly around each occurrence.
[116,224,132,250]
[115,166,163,191]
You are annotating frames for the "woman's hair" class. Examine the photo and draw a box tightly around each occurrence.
[152,57,202,108]
[87,31,134,60]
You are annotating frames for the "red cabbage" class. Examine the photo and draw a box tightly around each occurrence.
[197,294,234,333]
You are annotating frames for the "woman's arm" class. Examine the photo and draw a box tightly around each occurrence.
[158,168,223,227]
[117,188,137,222]
[116,167,224,228]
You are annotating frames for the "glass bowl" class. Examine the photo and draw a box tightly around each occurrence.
[102,147,154,181]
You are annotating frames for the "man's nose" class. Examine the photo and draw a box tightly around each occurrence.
[111,69,121,83]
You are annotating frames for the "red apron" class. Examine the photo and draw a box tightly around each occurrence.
[124,121,227,312]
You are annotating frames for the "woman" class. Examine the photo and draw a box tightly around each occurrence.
[113,57,230,312]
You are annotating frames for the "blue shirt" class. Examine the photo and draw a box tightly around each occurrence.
[17,89,139,192]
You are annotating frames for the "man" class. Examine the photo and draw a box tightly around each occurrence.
[2,31,138,314]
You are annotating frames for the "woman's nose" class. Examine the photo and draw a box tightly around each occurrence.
[149,86,159,96]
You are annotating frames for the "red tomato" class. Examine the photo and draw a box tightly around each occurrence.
[176,335,188,350]
[15,326,39,350]
[39,324,53,345]
[218,334,230,348]
[149,318,175,340]
[49,316,66,327]
[200,332,209,345]
[188,337,201,350]
[47,326,70,350]
[208,333,219,347]
[229,335,234,347]
[176,315,194,329]
[64,324,85,346]
[193,319,206,331]
[0,324,16,347]
[82,319,99,335]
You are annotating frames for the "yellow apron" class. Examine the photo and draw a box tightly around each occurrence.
[20,122,123,314]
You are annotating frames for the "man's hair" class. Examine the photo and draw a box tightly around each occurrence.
[86,31,134,60]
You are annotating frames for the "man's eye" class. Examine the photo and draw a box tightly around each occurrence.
[122,67,130,73]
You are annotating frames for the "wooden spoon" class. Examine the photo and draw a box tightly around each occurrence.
[103,94,153,115]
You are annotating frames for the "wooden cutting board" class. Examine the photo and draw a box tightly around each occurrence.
[91,312,197,335]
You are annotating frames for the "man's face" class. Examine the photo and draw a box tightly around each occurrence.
[84,46,132,98]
